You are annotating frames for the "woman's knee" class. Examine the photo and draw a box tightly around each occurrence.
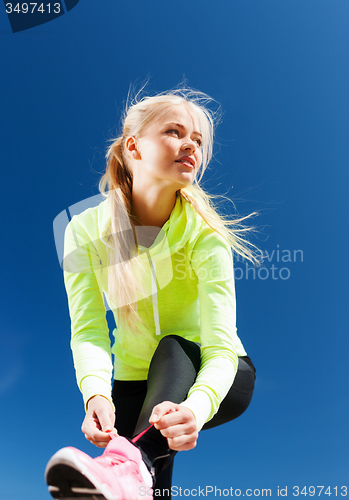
[154,335,201,372]
[233,357,256,393]
[202,357,256,430]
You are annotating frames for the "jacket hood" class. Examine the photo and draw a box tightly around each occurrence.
[138,193,203,262]
[99,193,204,264]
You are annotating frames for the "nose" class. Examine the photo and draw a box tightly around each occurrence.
[181,137,197,154]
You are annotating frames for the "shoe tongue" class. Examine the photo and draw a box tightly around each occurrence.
[105,436,140,464]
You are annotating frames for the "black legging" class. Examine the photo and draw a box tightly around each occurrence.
[112,335,256,498]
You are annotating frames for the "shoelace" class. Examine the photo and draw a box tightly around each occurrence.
[105,423,154,445]
[131,423,154,443]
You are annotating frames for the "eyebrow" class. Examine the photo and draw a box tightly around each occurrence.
[164,122,202,138]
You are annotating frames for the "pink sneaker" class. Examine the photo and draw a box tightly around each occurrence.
[45,434,153,499]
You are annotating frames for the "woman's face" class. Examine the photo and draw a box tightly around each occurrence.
[127,105,203,190]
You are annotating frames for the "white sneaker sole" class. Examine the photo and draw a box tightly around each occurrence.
[45,448,118,500]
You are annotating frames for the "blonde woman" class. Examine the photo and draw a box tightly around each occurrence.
[45,86,257,500]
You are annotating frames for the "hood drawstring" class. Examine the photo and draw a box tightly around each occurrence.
[150,261,161,336]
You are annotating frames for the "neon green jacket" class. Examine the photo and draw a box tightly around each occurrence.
[63,193,247,431]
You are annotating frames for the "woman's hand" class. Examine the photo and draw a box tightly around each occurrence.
[81,395,118,448]
[149,401,198,451]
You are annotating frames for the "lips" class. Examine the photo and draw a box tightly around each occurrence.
[176,156,195,168]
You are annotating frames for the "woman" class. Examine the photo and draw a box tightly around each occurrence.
[45,86,257,500]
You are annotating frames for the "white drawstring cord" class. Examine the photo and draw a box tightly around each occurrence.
[150,261,161,336]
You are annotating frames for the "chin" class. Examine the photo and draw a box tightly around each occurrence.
[178,173,195,185]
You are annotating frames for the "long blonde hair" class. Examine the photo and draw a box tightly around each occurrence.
[99,86,259,331]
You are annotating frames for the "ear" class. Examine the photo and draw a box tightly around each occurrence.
[125,136,141,160]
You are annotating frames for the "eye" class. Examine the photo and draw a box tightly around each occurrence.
[166,129,180,136]
[194,137,202,147]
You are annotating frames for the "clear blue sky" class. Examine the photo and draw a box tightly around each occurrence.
[1,1,348,498]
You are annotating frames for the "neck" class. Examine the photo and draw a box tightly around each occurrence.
[131,184,178,227]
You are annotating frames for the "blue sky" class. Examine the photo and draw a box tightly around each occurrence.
[1,1,348,498]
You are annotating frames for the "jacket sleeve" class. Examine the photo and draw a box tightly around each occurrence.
[180,228,244,431]
[63,215,114,411]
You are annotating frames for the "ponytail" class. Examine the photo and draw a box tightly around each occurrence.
[100,137,146,333]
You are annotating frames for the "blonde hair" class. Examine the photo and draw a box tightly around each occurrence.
[99,86,259,331]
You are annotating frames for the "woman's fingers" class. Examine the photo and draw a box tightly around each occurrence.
[149,401,198,451]
[149,400,176,424]
[81,395,117,448]
[81,421,110,447]
[154,411,195,431]
[82,422,111,446]
[157,420,197,438]
[84,434,110,448]
[167,434,198,451]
